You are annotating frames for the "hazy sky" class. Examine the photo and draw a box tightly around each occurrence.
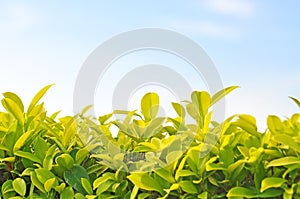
[0,1,299,130]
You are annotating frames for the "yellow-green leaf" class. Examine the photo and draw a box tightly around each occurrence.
[267,156,300,168]
[141,92,159,122]
[27,84,53,115]
[3,92,24,112]
[44,178,56,192]
[261,177,286,192]
[13,130,33,152]
[1,98,24,124]
[81,178,93,195]
[12,178,26,196]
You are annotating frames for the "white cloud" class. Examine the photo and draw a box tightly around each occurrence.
[206,0,255,18]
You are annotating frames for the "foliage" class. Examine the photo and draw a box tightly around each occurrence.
[0,85,299,198]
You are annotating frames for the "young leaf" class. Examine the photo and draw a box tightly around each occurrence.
[1,98,24,124]
[13,130,33,152]
[27,84,53,115]
[211,86,239,106]
[171,102,186,118]
[141,92,159,122]
[191,91,211,118]
[3,92,24,112]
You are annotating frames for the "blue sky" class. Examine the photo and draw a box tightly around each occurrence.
[0,1,299,130]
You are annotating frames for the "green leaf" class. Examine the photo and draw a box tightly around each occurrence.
[75,148,89,164]
[261,177,286,192]
[267,156,300,167]
[14,151,42,164]
[60,186,74,199]
[127,172,164,195]
[1,98,24,124]
[2,180,15,197]
[35,168,57,185]
[141,92,159,122]
[155,168,176,184]
[95,180,114,195]
[180,181,198,194]
[56,153,74,170]
[81,178,93,195]
[289,96,300,108]
[211,86,239,105]
[3,92,24,112]
[13,130,33,152]
[27,84,53,115]
[12,178,26,196]
[75,193,86,199]
[31,171,46,193]
[64,164,89,194]
[43,144,57,170]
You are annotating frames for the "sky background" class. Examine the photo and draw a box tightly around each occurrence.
[0,0,299,131]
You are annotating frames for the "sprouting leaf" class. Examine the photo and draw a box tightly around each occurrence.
[13,130,33,152]
[267,115,283,134]
[141,92,159,122]
[191,91,211,118]
[261,177,286,192]
[12,178,26,196]
[3,92,24,112]
[171,102,186,118]
[27,84,53,115]
[1,98,24,124]
[211,86,239,106]
[289,96,300,108]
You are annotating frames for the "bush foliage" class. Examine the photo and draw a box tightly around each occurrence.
[0,85,300,199]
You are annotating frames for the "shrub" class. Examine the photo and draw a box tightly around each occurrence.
[0,85,299,199]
